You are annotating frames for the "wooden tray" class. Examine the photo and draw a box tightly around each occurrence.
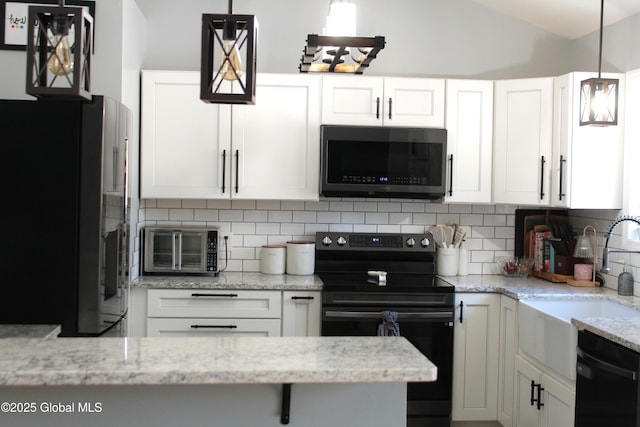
[531,271,574,283]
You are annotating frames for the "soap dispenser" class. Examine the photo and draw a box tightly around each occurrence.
[618,262,634,296]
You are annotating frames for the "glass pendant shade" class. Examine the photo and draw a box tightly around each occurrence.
[579,77,619,126]
[573,234,595,259]
[201,12,257,105]
[26,4,92,100]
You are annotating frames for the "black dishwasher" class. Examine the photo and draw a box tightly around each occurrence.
[575,330,640,427]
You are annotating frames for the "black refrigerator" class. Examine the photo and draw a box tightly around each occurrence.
[0,96,131,336]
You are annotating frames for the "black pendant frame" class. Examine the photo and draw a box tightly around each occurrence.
[299,34,385,74]
[200,13,257,105]
[26,4,92,100]
[579,77,619,126]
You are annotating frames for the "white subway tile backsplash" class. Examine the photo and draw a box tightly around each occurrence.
[140,200,518,273]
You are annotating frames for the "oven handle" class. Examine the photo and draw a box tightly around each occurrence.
[577,347,638,381]
[324,310,454,321]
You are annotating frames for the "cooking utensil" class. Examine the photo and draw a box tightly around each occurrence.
[452,227,466,248]
[429,225,445,248]
[443,225,455,249]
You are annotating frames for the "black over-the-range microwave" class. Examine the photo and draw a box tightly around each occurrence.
[320,125,448,200]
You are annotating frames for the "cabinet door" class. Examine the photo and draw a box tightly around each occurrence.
[282,291,321,337]
[232,73,321,200]
[383,77,445,127]
[552,72,624,209]
[498,295,518,427]
[321,75,384,125]
[445,79,494,203]
[452,293,500,421]
[140,70,231,199]
[147,289,282,319]
[147,317,281,337]
[493,78,553,205]
[514,356,541,427]
[540,372,575,427]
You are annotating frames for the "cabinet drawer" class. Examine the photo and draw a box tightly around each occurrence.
[147,318,281,337]
[147,289,282,318]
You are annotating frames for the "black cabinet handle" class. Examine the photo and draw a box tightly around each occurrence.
[234,149,239,193]
[388,98,393,119]
[221,149,227,193]
[558,155,566,201]
[190,324,238,329]
[291,296,315,300]
[376,97,380,119]
[458,301,464,323]
[281,384,292,424]
[448,154,454,197]
[536,384,544,410]
[540,156,546,200]
[191,293,238,298]
[530,380,536,406]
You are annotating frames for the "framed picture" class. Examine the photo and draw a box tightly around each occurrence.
[0,0,95,51]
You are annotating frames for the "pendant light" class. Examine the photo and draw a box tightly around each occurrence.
[26,0,93,100]
[579,0,618,126]
[201,0,258,105]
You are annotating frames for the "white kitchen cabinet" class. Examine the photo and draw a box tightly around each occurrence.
[452,293,500,421]
[321,75,445,127]
[551,72,625,209]
[140,70,230,199]
[140,71,321,200]
[281,291,321,337]
[146,288,282,338]
[498,295,518,427]
[493,78,554,205]
[514,356,575,427]
[444,79,494,203]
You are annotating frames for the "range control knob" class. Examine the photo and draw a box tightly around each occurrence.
[406,237,416,247]
[321,236,332,246]
[420,237,430,248]
[337,236,347,246]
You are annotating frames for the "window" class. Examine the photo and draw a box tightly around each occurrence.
[623,68,640,250]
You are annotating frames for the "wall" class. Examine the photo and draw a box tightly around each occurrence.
[133,0,574,79]
[140,198,516,275]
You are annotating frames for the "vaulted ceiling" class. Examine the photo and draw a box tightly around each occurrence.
[469,0,640,39]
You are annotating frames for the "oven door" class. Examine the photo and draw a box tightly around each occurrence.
[322,306,454,427]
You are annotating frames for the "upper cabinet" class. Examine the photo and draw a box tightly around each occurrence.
[140,71,321,200]
[493,78,554,205]
[551,72,625,209]
[445,79,494,204]
[321,75,445,127]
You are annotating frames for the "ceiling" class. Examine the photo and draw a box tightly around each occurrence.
[469,0,640,39]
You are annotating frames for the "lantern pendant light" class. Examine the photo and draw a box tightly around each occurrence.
[579,0,618,126]
[201,0,258,104]
[26,0,92,100]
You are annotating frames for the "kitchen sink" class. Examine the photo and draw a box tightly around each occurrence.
[518,298,640,380]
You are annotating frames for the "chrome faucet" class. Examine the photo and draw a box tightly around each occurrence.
[600,216,640,274]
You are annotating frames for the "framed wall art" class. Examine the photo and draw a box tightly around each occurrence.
[0,0,95,51]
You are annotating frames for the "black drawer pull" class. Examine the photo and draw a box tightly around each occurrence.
[191,293,238,298]
[190,324,238,329]
[291,296,314,300]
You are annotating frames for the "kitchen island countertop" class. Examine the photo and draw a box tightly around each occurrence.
[0,324,60,339]
[0,336,436,386]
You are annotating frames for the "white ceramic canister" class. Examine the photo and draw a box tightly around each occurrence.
[260,245,286,275]
[437,247,459,277]
[286,241,315,275]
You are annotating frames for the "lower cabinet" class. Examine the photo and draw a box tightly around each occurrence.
[498,295,518,427]
[131,288,321,338]
[514,356,575,427]
[281,291,321,337]
[452,293,500,421]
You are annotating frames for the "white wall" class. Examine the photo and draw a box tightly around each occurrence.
[133,0,574,79]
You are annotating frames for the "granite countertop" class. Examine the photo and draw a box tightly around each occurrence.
[0,336,436,387]
[0,324,60,339]
[133,272,323,291]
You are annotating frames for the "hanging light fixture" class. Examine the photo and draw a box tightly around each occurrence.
[299,0,385,74]
[201,0,258,104]
[579,0,618,126]
[25,0,93,100]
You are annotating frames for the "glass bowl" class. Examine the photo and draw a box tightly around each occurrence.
[495,256,534,278]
